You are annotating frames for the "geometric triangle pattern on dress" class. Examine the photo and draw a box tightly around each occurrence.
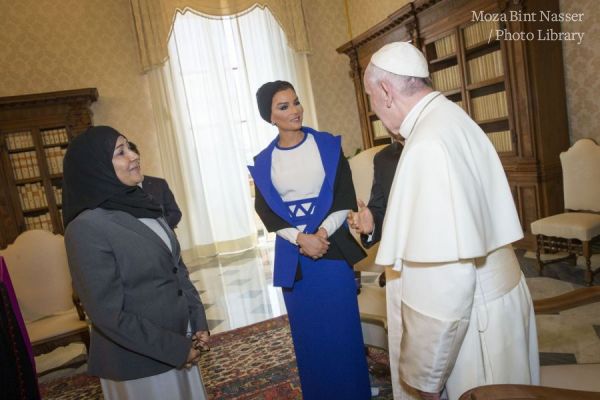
[286,199,315,218]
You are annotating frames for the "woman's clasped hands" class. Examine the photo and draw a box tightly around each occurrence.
[184,330,210,369]
[297,227,329,260]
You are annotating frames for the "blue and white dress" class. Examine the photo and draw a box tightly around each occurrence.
[249,128,370,400]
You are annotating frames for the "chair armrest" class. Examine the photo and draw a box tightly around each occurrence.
[459,384,600,400]
[534,286,600,314]
[353,243,384,273]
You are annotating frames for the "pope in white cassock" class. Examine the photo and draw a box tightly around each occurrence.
[363,42,540,400]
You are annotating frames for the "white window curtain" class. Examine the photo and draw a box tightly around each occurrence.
[153,6,316,261]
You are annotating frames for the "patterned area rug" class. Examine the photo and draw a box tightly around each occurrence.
[38,315,393,399]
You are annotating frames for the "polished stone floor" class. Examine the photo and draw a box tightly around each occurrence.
[187,242,286,334]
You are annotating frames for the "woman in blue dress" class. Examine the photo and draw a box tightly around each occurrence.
[249,81,371,399]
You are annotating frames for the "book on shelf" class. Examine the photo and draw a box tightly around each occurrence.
[433,34,456,58]
[44,147,66,174]
[463,20,499,48]
[487,130,512,152]
[41,128,69,145]
[17,182,48,211]
[9,151,40,180]
[472,91,508,122]
[468,50,503,84]
[52,186,63,205]
[5,131,34,150]
[24,212,53,231]
[431,64,460,92]
[371,119,390,139]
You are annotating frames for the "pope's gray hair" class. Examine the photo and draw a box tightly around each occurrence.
[365,63,432,96]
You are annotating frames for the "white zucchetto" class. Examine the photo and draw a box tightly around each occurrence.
[370,42,430,78]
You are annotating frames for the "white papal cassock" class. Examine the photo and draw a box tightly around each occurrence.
[376,91,540,399]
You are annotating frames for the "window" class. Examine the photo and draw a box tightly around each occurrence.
[162,6,315,255]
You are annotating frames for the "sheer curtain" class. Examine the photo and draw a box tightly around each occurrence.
[159,6,316,261]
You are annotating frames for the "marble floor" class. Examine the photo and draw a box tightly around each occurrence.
[187,242,286,334]
[37,241,600,382]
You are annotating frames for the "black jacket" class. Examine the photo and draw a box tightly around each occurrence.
[361,141,403,248]
[142,176,182,229]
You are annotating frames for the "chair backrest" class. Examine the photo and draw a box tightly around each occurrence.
[0,230,73,322]
[348,145,388,271]
[561,138,600,212]
[348,145,388,206]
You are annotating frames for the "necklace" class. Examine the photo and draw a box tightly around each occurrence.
[405,92,442,138]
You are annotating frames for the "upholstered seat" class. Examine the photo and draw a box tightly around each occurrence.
[540,364,600,393]
[531,213,600,241]
[530,138,600,286]
[0,230,89,357]
[355,285,388,350]
[348,144,388,349]
[26,309,88,346]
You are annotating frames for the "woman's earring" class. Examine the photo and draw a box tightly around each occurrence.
[271,121,276,126]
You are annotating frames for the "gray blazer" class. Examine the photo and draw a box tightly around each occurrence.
[64,208,208,381]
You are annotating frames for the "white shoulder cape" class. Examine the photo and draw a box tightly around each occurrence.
[376,94,523,266]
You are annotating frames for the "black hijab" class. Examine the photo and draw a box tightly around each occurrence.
[62,126,162,227]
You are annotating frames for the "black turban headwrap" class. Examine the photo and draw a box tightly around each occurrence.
[62,125,162,227]
[255,80,295,123]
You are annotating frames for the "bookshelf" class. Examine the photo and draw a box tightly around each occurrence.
[337,0,570,248]
[425,19,513,154]
[0,89,98,248]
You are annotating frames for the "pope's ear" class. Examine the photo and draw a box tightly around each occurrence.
[380,80,393,108]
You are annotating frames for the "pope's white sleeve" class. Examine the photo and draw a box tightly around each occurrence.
[319,209,348,237]
[398,259,476,393]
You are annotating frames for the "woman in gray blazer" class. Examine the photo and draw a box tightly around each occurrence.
[63,126,209,399]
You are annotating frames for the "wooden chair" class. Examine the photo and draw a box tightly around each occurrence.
[530,138,600,286]
[0,230,89,357]
[348,145,389,349]
[460,286,600,399]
